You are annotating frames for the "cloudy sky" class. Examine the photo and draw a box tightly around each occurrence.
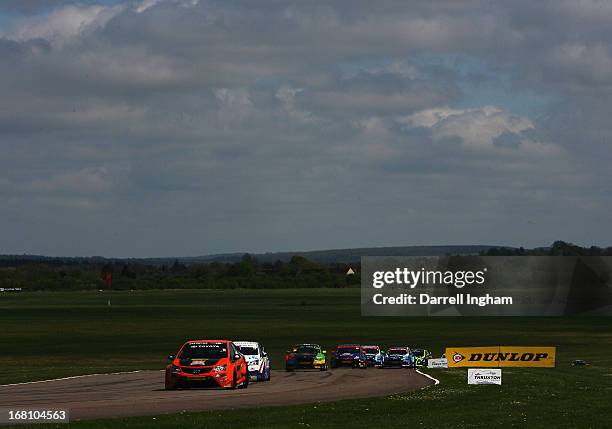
[1,0,611,257]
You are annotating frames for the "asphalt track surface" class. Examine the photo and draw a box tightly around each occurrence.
[0,368,433,420]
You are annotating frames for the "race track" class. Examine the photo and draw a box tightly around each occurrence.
[0,368,433,420]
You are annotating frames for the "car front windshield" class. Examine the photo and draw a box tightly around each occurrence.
[337,347,360,354]
[413,349,424,357]
[388,348,406,355]
[179,343,228,360]
[236,346,259,356]
[295,345,319,354]
[362,347,378,354]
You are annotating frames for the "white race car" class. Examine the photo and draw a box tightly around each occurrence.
[234,341,271,381]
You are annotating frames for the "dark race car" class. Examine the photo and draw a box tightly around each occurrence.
[382,346,414,368]
[285,344,328,371]
[412,348,433,368]
[330,344,368,369]
[362,345,382,366]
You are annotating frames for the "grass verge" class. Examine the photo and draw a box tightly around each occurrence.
[1,289,611,428]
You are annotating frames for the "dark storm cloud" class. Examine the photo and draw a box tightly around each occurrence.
[0,0,121,15]
[0,0,611,256]
[0,1,67,14]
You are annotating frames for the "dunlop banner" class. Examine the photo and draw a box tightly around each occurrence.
[446,346,556,368]
[447,346,500,368]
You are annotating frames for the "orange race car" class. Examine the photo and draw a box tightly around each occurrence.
[165,340,249,390]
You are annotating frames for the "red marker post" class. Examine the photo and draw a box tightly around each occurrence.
[105,272,112,289]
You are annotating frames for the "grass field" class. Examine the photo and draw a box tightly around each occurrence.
[1,289,611,428]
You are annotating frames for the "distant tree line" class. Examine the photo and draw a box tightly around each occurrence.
[2,241,609,291]
[481,241,612,256]
[0,254,360,291]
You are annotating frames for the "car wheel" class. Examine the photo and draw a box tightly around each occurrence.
[164,370,178,390]
[230,371,238,389]
[164,372,178,390]
[239,372,249,389]
[266,368,271,381]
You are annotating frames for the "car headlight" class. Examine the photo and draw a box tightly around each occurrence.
[213,365,227,372]
[171,365,181,373]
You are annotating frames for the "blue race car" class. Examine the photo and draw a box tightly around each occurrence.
[382,346,414,368]
[235,341,271,381]
[373,350,387,368]
[330,344,368,369]
[362,345,382,367]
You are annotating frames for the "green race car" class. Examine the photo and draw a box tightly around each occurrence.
[412,348,432,367]
[285,344,328,371]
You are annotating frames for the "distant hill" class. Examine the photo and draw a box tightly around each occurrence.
[0,245,498,266]
[178,245,498,264]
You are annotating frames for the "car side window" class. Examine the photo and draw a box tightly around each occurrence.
[229,343,237,362]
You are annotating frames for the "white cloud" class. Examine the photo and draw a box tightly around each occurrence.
[135,0,164,13]
[5,0,202,45]
[9,4,124,45]
[214,88,253,127]
[276,86,315,123]
[136,0,200,14]
[399,106,536,149]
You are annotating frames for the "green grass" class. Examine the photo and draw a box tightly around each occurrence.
[2,289,612,428]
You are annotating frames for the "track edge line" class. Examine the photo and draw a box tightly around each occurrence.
[0,370,145,387]
[415,369,440,386]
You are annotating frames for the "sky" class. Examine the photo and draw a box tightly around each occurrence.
[1,0,611,257]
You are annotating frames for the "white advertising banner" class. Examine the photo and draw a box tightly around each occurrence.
[427,358,448,368]
[468,368,502,385]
